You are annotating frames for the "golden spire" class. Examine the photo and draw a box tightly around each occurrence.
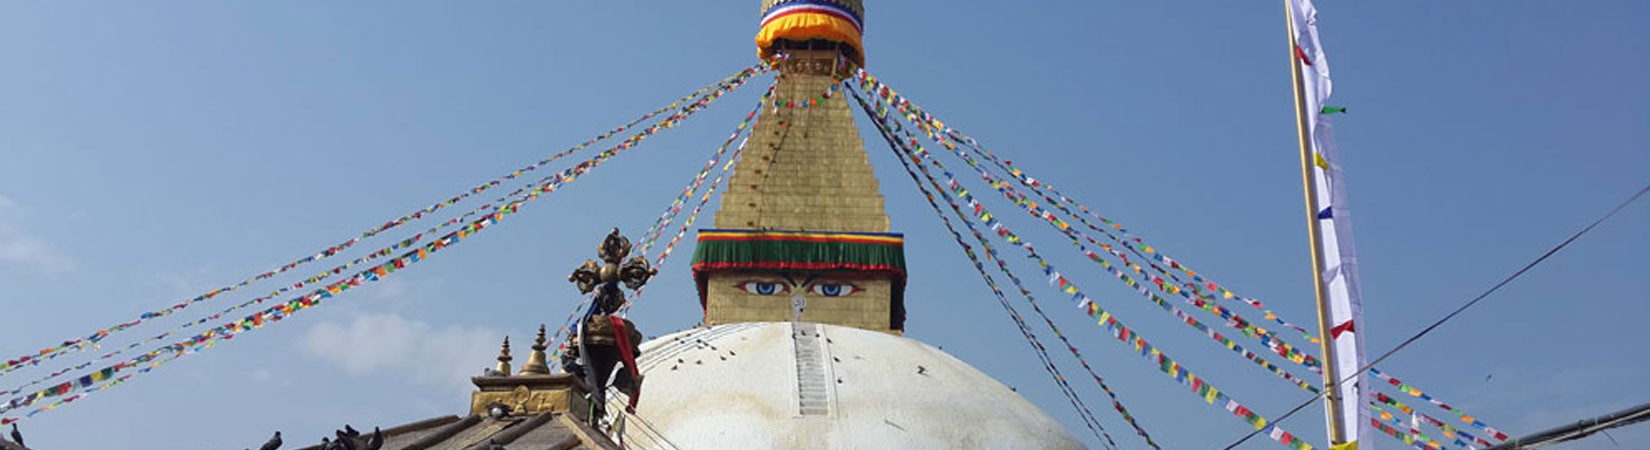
[517,324,552,376]
[494,336,513,375]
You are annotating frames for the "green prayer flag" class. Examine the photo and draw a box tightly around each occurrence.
[1321,105,1347,114]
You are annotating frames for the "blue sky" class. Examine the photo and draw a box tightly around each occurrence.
[1,2,1647,449]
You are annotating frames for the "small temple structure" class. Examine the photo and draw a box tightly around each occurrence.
[280,1,1084,448]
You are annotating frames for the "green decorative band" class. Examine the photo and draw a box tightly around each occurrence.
[690,229,908,329]
[691,229,905,274]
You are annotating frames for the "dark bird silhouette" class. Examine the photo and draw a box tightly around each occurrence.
[917,365,927,375]
[344,425,360,438]
[334,429,357,450]
[258,430,282,450]
[9,423,22,447]
[319,437,331,450]
[363,427,382,450]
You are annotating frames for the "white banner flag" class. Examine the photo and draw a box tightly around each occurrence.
[1290,1,1370,449]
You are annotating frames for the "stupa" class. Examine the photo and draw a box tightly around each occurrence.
[281,2,1085,449]
[614,1,1084,448]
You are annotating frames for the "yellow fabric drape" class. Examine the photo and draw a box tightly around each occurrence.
[755,12,864,65]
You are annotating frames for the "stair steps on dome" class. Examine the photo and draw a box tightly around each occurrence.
[792,323,833,416]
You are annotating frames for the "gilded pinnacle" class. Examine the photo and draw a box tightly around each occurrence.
[517,324,552,376]
[495,336,513,375]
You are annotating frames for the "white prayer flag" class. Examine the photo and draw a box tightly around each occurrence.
[1290,0,1371,448]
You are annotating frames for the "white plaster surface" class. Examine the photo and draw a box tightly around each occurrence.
[611,322,1085,449]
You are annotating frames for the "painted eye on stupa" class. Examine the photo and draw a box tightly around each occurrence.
[808,283,863,297]
[736,281,791,296]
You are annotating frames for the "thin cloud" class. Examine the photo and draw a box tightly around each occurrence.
[0,194,73,275]
[300,313,502,391]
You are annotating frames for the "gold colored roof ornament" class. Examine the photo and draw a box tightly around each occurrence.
[517,325,552,376]
[493,337,513,376]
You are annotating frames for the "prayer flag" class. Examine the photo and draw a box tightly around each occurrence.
[1292,0,1370,447]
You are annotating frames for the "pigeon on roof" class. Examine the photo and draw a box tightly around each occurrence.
[258,431,282,450]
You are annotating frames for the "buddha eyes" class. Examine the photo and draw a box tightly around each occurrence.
[734,280,863,297]
[810,283,862,297]
[737,281,791,296]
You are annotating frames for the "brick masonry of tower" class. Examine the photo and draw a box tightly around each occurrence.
[700,50,903,332]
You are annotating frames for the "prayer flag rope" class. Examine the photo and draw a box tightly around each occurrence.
[1374,392,1494,448]
[848,70,1323,345]
[1370,368,1509,442]
[571,83,772,355]
[1368,416,1428,450]
[775,80,843,109]
[852,85,1311,450]
[629,84,772,318]
[636,83,774,260]
[0,369,137,425]
[1370,403,1447,450]
[0,63,772,380]
[6,155,586,397]
[2,64,766,399]
[854,75,1322,392]
[628,122,758,308]
[854,88,1124,450]
[854,86,1157,450]
[0,68,757,422]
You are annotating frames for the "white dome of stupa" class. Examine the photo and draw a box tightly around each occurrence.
[609,322,1085,449]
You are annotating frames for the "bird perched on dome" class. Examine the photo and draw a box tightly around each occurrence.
[257,431,281,450]
[363,427,382,450]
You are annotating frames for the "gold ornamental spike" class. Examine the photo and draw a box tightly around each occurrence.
[494,336,513,376]
[517,324,552,376]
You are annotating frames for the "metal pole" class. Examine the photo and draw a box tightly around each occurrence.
[1485,402,1650,450]
[1284,0,1348,445]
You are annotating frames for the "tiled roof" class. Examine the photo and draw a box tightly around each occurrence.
[294,411,617,450]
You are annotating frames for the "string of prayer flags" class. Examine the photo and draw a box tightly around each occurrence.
[855,89,1130,449]
[1369,403,1447,450]
[0,63,773,382]
[636,84,775,259]
[0,65,760,423]
[849,69,1325,346]
[857,71,1325,391]
[1374,393,1492,448]
[851,86,1160,450]
[625,84,775,316]
[1369,417,1423,449]
[0,230,443,398]
[774,80,843,109]
[3,65,766,400]
[1369,368,1510,442]
[852,85,1312,450]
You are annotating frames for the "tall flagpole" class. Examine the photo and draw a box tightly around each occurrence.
[1284,0,1348,446]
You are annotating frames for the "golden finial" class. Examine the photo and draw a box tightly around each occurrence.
[517,324,551,375]
[494,336,513,375]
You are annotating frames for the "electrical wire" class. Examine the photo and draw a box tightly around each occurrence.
[1220,179,1650,450]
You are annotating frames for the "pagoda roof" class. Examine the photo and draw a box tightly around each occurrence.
[292,409,619,450]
